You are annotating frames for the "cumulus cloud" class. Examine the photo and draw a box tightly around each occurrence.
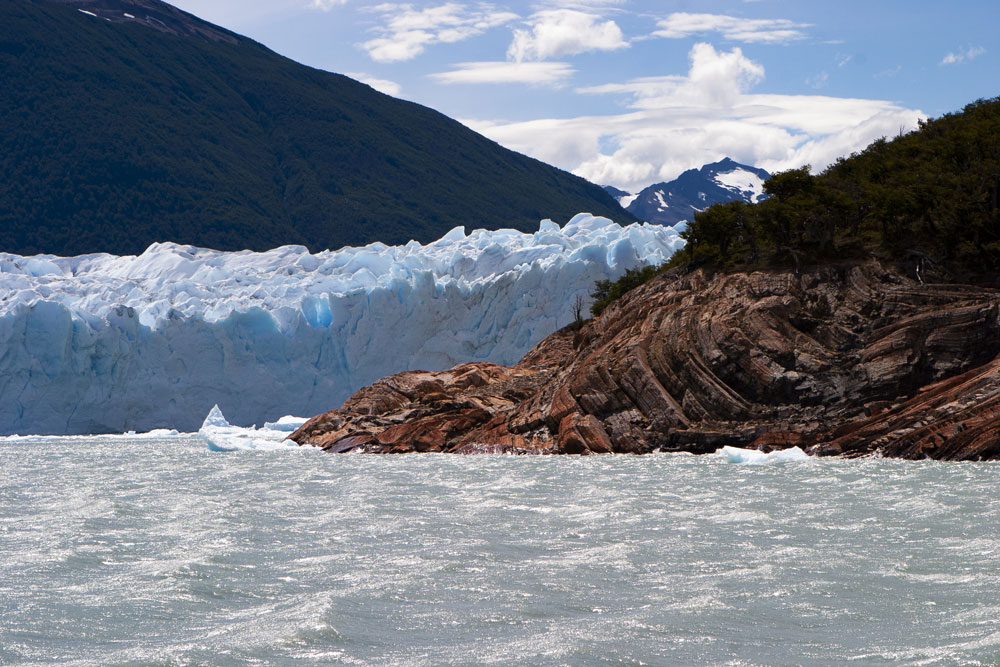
[466,43,923,193]
[654,12,811,44]
[942,45,985,65]
[579,43,763,108]
[430,61,575,85]
[360,3,518,62]
[507,9,628,61]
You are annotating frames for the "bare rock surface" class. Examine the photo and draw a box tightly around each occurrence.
[291,261,1000,460]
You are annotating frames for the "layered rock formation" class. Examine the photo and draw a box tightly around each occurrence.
[291,261,1000,460]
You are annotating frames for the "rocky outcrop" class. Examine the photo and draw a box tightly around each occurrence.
[290,261,1000,460]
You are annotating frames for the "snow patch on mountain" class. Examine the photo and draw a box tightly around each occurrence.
[714,168,766,203]
[654,191,669,210]
[0,214,685,435]
[619,194,639,208]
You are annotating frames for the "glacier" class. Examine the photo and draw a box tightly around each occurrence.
[0,214,685,435]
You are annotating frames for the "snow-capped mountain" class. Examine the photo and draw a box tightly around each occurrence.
[0,215,685,435]
[605,158,771,227]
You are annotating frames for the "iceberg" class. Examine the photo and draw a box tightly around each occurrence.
[198,405,302,452]
[0,214,685,435]
[715,446,812,464]
[262,415,310,432]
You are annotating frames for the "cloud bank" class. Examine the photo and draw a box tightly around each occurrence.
[654,13,811,44]
[430,61,575,85]
[466,43,924,193]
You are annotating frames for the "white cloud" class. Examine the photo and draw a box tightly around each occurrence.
[362,30,435,62]
[579,43,763,108]
[360,3,518,62]
[467,43,923,193]
[347,72,402,96]
[430,61,575,85]
[309,0,348,9]
[654,12,810,44]
[942,45,985,65]
[507,9,627,61]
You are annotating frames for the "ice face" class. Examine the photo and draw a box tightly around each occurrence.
[0,214,685,435]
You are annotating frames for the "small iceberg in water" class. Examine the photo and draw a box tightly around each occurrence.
[198,405,305,452]
[715,446,811,464]
[262,415,309,432]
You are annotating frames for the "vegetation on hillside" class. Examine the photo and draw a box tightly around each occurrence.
[590,265,666,317]
[590,98,1000,315]
[0,1,631,256]
[671,98,1000,278]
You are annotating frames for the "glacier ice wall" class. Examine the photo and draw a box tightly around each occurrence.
[0,214,685,435]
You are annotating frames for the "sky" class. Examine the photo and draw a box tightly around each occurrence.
[169,0,998,194]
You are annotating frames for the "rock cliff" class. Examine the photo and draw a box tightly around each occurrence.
[290,262,1000,460]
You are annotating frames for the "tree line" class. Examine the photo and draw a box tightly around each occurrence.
[590,97,1000,316]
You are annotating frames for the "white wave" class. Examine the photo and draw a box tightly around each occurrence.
[715,446,811,464]
[198,405,302,452]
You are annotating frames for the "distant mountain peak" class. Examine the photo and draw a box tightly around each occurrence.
[608,158,770,227]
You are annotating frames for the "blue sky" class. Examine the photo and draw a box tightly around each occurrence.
[170,0,997,192]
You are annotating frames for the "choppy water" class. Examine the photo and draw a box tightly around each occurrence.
[2,435,998,666]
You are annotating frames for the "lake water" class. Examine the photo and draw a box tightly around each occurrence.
[2,435,998,666]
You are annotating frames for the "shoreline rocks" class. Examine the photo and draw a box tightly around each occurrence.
[290,261,1000,460]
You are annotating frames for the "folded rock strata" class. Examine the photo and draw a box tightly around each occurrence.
[290,261,1000,460]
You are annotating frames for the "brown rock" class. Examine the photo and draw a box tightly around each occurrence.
[557,413,614,455]
[290,261,1000,460]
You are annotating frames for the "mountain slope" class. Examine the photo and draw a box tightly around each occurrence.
[610,158,770,226]
[0,0,632,255]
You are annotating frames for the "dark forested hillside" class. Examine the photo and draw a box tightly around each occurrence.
[0,0,632,256]
[673,98,1000,280]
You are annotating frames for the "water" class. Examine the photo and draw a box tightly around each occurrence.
[2,435,998,666]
